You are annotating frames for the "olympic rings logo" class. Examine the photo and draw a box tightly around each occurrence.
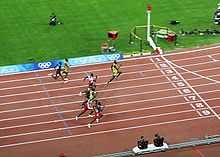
[37,62,52,69]
[106,54,122,60]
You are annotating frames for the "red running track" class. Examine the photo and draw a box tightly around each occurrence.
[0,45,220,157]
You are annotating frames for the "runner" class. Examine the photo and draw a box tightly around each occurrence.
[75,100,94,120]
[88,100,104,128]
[84,72,97,89]
[106,60,122,85]
[88,87,97,104]
[62,58,70,83]
[52,62,64,80]
[79,86,96,100]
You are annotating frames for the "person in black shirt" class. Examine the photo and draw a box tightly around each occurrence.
[88,100,104,128]
[49,13,63,26]
[49,13,57,26]
[52,62,64,80]
[137,136,148,149]
[153,134,164,147]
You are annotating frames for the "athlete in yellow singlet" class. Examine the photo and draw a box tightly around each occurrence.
[106,60,122,85]
[62,58,70,81]
[88,88,97,103]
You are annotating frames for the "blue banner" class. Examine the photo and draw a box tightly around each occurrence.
[68,53,123,66]
[32,60,61,70]
[0,53,123,75]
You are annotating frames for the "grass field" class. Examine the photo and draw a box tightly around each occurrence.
[0,0,220,65]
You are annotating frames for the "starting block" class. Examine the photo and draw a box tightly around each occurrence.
[132,143,168,154]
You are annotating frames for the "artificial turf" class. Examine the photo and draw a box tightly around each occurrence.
[0,0,220,65]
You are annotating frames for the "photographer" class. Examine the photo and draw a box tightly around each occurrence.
[49,13,57,26]
[49,13,63,26]
[153,134,164,147]
[137,136,148,149]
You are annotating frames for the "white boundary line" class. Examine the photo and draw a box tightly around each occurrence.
[35,73,72,136]
[0,62,150,83]
[0,66,219,100]
[0,67,157,91]
[0,56,217,86]
[0,79,218,115]
[163,56,220,120]
[1,97,219,130]
[2,106,220,139]
[0,89,219,122]
[0,68,160,93]
[169,61,220,84]
[0,45,220,77]
[208,55,218,62]
[151,57,203,117]
[0,114,218,148]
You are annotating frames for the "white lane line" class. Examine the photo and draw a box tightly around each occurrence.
[208,55,218,62]
[0,68,160,93]
[35,72,72,136]
[1,45,220,78]
[0,89,219,122]
[150,58,178,88]
[0,80,170,98]
[0,68,157,91]
[169,61,220,84]
[171,53,218,63]
[164,56,220,120]
[0,66,220,100]
[0,49,219,85]
[0,79,218,114]
[0,75,174,107]
[1,59,219,91]
[1,97,219,130]
[0,79,218,115]
[0,60,219,92]
[0,62,150,83]
[151,57,203,117]
[178,60,218,68]
[1,106,218,139]
[0,114,218,148]
[164,45,220,57]
[0,81,219,115]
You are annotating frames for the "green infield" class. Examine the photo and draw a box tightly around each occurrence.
[0,0,220,65]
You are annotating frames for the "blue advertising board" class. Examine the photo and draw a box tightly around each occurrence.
[0,53,123,75]
[68,53,123,66]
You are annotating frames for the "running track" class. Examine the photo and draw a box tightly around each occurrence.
[0,46,220,157]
